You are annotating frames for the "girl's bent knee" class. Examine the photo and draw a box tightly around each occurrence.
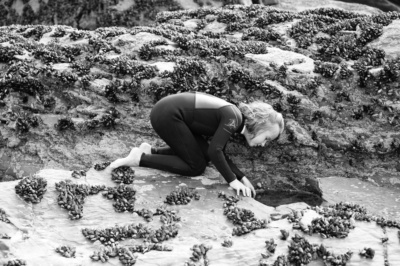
[187,164,206,176]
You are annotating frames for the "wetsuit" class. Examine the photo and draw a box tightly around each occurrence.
[139,92,245,183]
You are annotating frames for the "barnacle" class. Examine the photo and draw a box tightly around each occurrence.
[55,246,76,258]
[15,176,47,204]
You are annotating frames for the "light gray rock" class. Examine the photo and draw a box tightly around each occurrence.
[368,20,400,60]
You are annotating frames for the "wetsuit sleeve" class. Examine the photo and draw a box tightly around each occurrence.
[207,105,243,183]
[224,152,245,181]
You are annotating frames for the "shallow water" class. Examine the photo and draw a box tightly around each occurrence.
[255,190,324,207]
[319,176,400,221]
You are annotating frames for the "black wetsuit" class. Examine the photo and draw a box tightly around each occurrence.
[139,92,245,183]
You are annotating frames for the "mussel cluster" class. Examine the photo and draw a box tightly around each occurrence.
[55,246,76,258]
[263,238,277,257]
[83,224,149,245]
[260,255,289,266]
[135,208,154,222]
[15,176,47,204]
[54,117,75,131]
[94,161,111,171]
[3,259,26,266]
[219,191,267,236]
[156,208,181,224]
[312,202,371,221]
[111,166,136,184]
[51,27,66,37]
[184,244,213,266]
[118,247,138,266]
[0,232,11,239]
[55,180,106,219]
[318,244,353,266]
[102,185,136,213]
[376,217,400,228]
[0,45,24,63]
[314,60,339,78]
[152,224,179,243]
[138,39,168,61]
[221,238,233,248]
[82,222,178,245]
[0,208,11,223]
[71,169,87,179]
[128,242,173,254]
[69,30,86,41]
[288,234,318,266]
[308,216,354,238]
[359,247,375,259]
[281,229,290,240]
[90,247,117,263]
[164,187,200,205]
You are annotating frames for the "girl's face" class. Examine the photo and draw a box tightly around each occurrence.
[244,123,280,147]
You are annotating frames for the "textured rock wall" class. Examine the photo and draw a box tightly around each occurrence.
[0,0,383,29]
[1,5,400,199]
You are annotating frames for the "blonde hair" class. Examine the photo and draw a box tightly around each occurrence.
[238,101,284,139]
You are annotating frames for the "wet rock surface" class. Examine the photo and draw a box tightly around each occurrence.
[0,167,399,265]
[1,5,400,203]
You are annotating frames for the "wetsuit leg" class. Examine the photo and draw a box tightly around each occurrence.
[151,146,175,155]
[153,136,210,163]
[140,122,207,176]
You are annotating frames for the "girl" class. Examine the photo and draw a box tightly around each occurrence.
[108,92,284,197]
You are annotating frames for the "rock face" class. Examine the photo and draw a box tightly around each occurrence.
[368,20,400,60]
[0,0,382,29]
[1,5,400,200]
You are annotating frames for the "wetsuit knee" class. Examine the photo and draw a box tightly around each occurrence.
[186,161,207,176]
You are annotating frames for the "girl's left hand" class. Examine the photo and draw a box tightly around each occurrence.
[241,176,256,198]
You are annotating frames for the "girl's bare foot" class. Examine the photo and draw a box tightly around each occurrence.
[109,148,143,169]
[139,143,152,155]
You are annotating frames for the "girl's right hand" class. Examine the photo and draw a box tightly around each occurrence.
[229,179,252,197]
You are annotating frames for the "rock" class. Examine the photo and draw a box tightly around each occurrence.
[150,62,176,73]
[276,0,382,15]
[368,20,400,60]
[203,21,226,33]
[7,136,21,148]
[262,0,279,5]
[245,48,315,74]
[285,119,318,148]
